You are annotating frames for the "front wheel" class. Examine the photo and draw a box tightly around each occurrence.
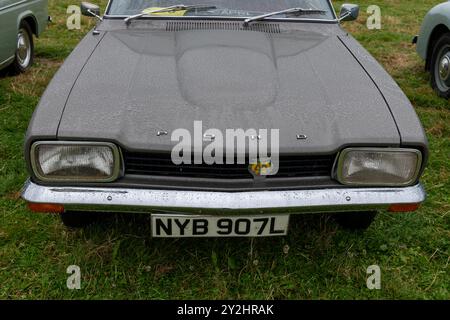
[333,212,377,231]
[9,20,34,74]
[430,33,450,99]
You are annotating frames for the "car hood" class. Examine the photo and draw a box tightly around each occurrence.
[58,25,400,154]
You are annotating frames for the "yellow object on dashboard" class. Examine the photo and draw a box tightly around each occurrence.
[142,7,187,16]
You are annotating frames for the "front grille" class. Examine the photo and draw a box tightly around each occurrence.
[123,151,335,180]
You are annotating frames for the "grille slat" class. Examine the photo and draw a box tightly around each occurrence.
[126,163,248,172]
[127,170,249,179]
[123,151,335,180]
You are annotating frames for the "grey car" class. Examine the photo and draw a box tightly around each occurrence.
[0,0,48,73]
[416,1,450,99]
[22,0,428,237]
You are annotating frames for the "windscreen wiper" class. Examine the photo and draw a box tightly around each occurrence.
[124,4,217,25]
[243,7,326,26]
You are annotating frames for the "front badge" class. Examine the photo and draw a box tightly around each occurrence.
[249,158,275,178]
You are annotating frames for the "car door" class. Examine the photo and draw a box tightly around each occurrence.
[0,0,23,66]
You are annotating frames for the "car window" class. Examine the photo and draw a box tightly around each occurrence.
[107,0,335,20]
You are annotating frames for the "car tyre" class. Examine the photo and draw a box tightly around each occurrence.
[9,20,34,74]
[333,211,377,231]
[430,33,450,99]
[60,212,99,229]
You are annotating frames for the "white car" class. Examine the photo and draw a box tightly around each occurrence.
[416,1,450,99]
[0,0,48,73]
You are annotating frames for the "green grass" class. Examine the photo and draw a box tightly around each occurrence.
[0,0,449,299]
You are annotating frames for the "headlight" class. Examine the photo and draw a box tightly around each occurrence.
[336,148,422,186]
[31,142,121,182]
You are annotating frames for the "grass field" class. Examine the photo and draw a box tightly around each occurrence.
[0,0,448,299]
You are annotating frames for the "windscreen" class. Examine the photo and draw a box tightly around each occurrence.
[107,0,335,19]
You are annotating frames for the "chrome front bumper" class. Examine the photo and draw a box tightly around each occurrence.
[21,180,426,215]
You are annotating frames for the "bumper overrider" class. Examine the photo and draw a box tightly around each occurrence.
[22,180,426,215]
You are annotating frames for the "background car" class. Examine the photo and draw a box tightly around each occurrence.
[0,0,49,74]
[416,1,450,99]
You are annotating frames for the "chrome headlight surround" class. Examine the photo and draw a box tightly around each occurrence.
[336,148,423,187]
[30,141,122,183]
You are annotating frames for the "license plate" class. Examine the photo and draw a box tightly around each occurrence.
[151,214,290,238]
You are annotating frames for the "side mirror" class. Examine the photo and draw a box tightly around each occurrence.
[339,4,359,21]
[81,2,100,17]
